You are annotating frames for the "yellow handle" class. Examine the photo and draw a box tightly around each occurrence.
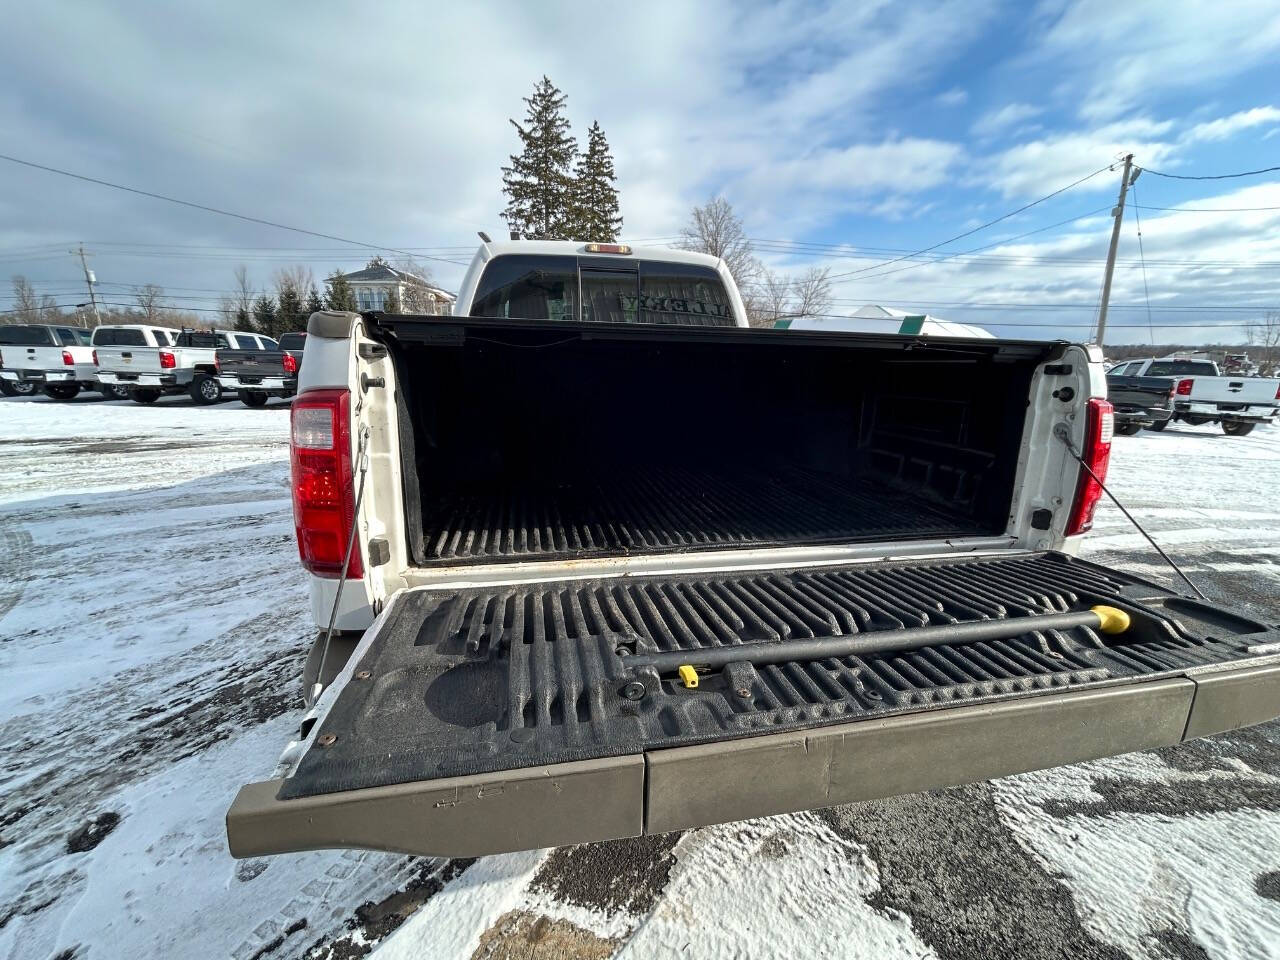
[1090,605,1131,635]
[678,665,700,689]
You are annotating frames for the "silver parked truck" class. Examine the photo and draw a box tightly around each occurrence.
[226,240,1280,860]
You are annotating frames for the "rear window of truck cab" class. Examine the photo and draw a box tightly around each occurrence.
[92,327,148,347]
[470,255,735,326]
[1145,360,1217,376]
[0,326,55,346]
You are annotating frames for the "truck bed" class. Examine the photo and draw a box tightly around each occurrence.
[384,317,1042,568]
[277,551,1278,799]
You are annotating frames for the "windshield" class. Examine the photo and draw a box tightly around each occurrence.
[470,255,735,326]
[1146,360,1217,377]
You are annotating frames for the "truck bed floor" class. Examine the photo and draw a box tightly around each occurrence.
[417,465,979,565]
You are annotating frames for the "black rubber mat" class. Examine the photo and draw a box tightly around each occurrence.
[280,552,1275,799]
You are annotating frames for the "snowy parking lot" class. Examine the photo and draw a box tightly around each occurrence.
[1,393,1278,960]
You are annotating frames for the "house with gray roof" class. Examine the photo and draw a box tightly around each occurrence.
[340,263,455,314]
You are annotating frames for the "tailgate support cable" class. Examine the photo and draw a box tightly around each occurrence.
[311,423,372,704]
[1056,427,1207,600]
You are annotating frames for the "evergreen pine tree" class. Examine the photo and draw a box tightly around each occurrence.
[304,285,324,318]
[324,271,358,312]
[276,278,305,334]
[252,295,277,337]
[233,306,255,332]
[383,285,402,314]
[572,121,622,242]
[501,76,578,240]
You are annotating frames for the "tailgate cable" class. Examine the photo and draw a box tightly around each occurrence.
[311,423,372,704]
[1055,427,1207,600]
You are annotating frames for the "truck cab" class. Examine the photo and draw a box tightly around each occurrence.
[227,241,1280,862]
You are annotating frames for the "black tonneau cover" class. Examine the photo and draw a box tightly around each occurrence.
[280,551,1278,800]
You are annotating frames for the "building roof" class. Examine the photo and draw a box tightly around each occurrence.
[339,263,455,300]
[779,304,994,339]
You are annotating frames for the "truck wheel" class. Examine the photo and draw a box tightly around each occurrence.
[239,390,269,408]
[41,384,80,400]
[1145,418,1169,431]
[189,373,223,405]
[1114,421,1143,436]
[130,387,161,404]
[99,383,132,401]
[0,379,37,398]
[1222,421,1255,436]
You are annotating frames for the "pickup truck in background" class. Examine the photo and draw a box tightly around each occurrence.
[226,239,1280,862]
[1104,370,1174,434]
[97,328,276,404]
[217,331,305,406]
[90,325,179,400]
[0,323,97,399]
[1109,357,1280,435]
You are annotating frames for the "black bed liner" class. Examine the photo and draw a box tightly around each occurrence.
[280,552,1277,800]
[418,464,980,564]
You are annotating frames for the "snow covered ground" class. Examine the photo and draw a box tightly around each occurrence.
[1,393,1277,960]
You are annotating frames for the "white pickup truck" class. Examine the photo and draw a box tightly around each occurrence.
[226,240,1280,862]
[1109,356,1280,435]
[0,323,97,399]
[96,327,274,404]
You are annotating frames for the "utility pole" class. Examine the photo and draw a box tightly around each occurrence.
[1095,154,1139,347]
[72,244,102,327]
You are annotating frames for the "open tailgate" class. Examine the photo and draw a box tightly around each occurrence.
[227,552,1280,858]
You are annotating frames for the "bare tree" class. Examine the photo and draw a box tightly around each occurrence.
[275,265,315,298]
[10,275,41,323]
[135,284,165,324]
[1248,311,1280,376]
[791,266,833,319]
[396,258,443,314]
[753,269,792,327]
[678,196,762,290]
[221,265,256,327]
[39,294,62,323]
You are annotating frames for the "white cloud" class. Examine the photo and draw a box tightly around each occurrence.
[937,88,969,106]
[1032,0,1280,121]
[984,118,1177,198]
[1183,106,1280,143]
[972,103,1043,137]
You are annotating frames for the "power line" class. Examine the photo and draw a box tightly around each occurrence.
[1131,183,1155,346]
[0,152,463,266]
[1135,203,1280,213]
[1142,164,1280,181]
[820,163,1115,282]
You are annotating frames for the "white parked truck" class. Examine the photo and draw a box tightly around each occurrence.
[96,327,272,404]
[1108,356,1280,435]
[226,240,1280,861]
[0,323,96,399]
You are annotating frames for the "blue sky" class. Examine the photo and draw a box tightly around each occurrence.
[2,0,1278,343]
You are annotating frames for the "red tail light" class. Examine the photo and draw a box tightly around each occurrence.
[214,352,221,374]
[1175,378,1193,396]
[92,349,99,366]
[282,352,299,375]
[62,350,74,366]
[159,350,176,369]
[1065,398,1114,537]
[1275,382,1280,401]
[290,389,363,579]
